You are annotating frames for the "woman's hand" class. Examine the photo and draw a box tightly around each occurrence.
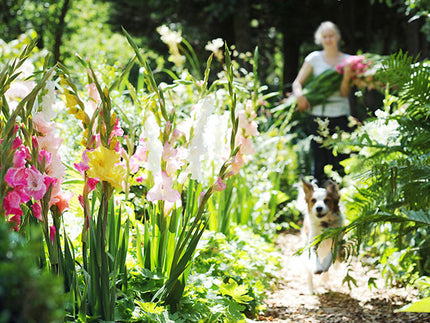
[297,95,311,112]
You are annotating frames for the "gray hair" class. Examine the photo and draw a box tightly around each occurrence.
[314,21,341,45]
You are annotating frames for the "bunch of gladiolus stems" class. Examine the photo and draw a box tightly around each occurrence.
[0,29,259,320]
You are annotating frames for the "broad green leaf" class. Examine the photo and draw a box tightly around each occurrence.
[219,279,253,304]
[396,297,430,313]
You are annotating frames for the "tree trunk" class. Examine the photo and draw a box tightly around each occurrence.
[53,0,71,63]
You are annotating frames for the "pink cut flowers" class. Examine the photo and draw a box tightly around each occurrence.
[335,55,369,78]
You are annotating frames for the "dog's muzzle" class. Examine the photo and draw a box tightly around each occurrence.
[316,206,326,218]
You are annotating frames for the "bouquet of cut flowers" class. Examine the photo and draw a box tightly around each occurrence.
[273,68,342,126]
[336,53,383,90]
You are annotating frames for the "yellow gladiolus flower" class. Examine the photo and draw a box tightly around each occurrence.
[87,145,126,189]
[65,90,79,107]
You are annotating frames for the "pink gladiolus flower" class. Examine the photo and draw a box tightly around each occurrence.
[12,137,22,149]
[78,194,84,208]
[13,149,27,168]
[231,153,244,175]
[25,166,47,200]
[238,111,259,137]
[237,135,256,156]
[37,135,62,155]
[86,83,101,106]
[52,191,73,214]
[4,189,28,215]
[147,171,181,203]
[9,215,21,231]
[135,175,144,183]
[5,167,28,188]
[33,112,54,135]
[198,191,206,206]
[38,150,52,165]
[49,225,56,244]
[44,175,57,190]
[32,201,42,221]
[87,177,99,192]
[213,177,227,192]
[74,150,91,174]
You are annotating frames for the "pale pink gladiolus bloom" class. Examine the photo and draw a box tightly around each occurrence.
[231,153,244,175]
[37,135,63,155]
[25,166,47,201]
[198,191,206,206]
[147,171,181,203]
[86,83,101,105]
[5,167,28,188]
[45,155,65,180]
[49,225,56,244]
[129,144,147,173]
[32,201,43,221]
[163,142,185,175]
[238,110,259,137]
[33,112,55,135]
[162,141,177,161]
[213,177,227,192]
[237,135,256,155]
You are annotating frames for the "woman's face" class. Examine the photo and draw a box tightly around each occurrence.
[320,28,339,48]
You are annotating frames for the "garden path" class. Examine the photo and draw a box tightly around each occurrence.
[254,232,430,323]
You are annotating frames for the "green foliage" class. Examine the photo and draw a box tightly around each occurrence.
[0,221,65,323]
[318,51,430,295]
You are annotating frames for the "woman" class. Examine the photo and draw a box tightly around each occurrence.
[292,21,354,185]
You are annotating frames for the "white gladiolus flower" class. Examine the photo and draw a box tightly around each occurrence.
[40,80,57,120]
[204,112,230,174]
[143,111,162,173]
[187,99,215,182]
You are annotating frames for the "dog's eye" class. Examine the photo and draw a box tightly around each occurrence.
[311,198,317,203]
[324,198,331,204]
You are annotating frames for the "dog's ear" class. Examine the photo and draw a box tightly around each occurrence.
[302,178,314,198]
[326,180,340,200]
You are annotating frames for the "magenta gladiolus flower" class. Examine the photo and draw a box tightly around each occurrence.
[32,201,43,221]
[5,167,28,188]
[147,171,181,203]
[3,189,28,215]
[49,225,56,244]
[25,166,47,200]
[87,177,99,192]
[38,150,52,165]
[213,177,227,192]
[12,137,22,149]
[13,149,27,168]
[74,150,91,174]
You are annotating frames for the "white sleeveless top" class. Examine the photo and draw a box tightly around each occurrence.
[305,51,351,117]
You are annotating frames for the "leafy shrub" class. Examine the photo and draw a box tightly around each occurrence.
[0,222,65,323]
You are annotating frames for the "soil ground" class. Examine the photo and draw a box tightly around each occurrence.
[253,232,430,323]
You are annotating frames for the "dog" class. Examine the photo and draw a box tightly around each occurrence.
[299,178,344,293]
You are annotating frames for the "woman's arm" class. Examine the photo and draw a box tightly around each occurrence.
[292,61,313,111]
[340,62,353,97]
